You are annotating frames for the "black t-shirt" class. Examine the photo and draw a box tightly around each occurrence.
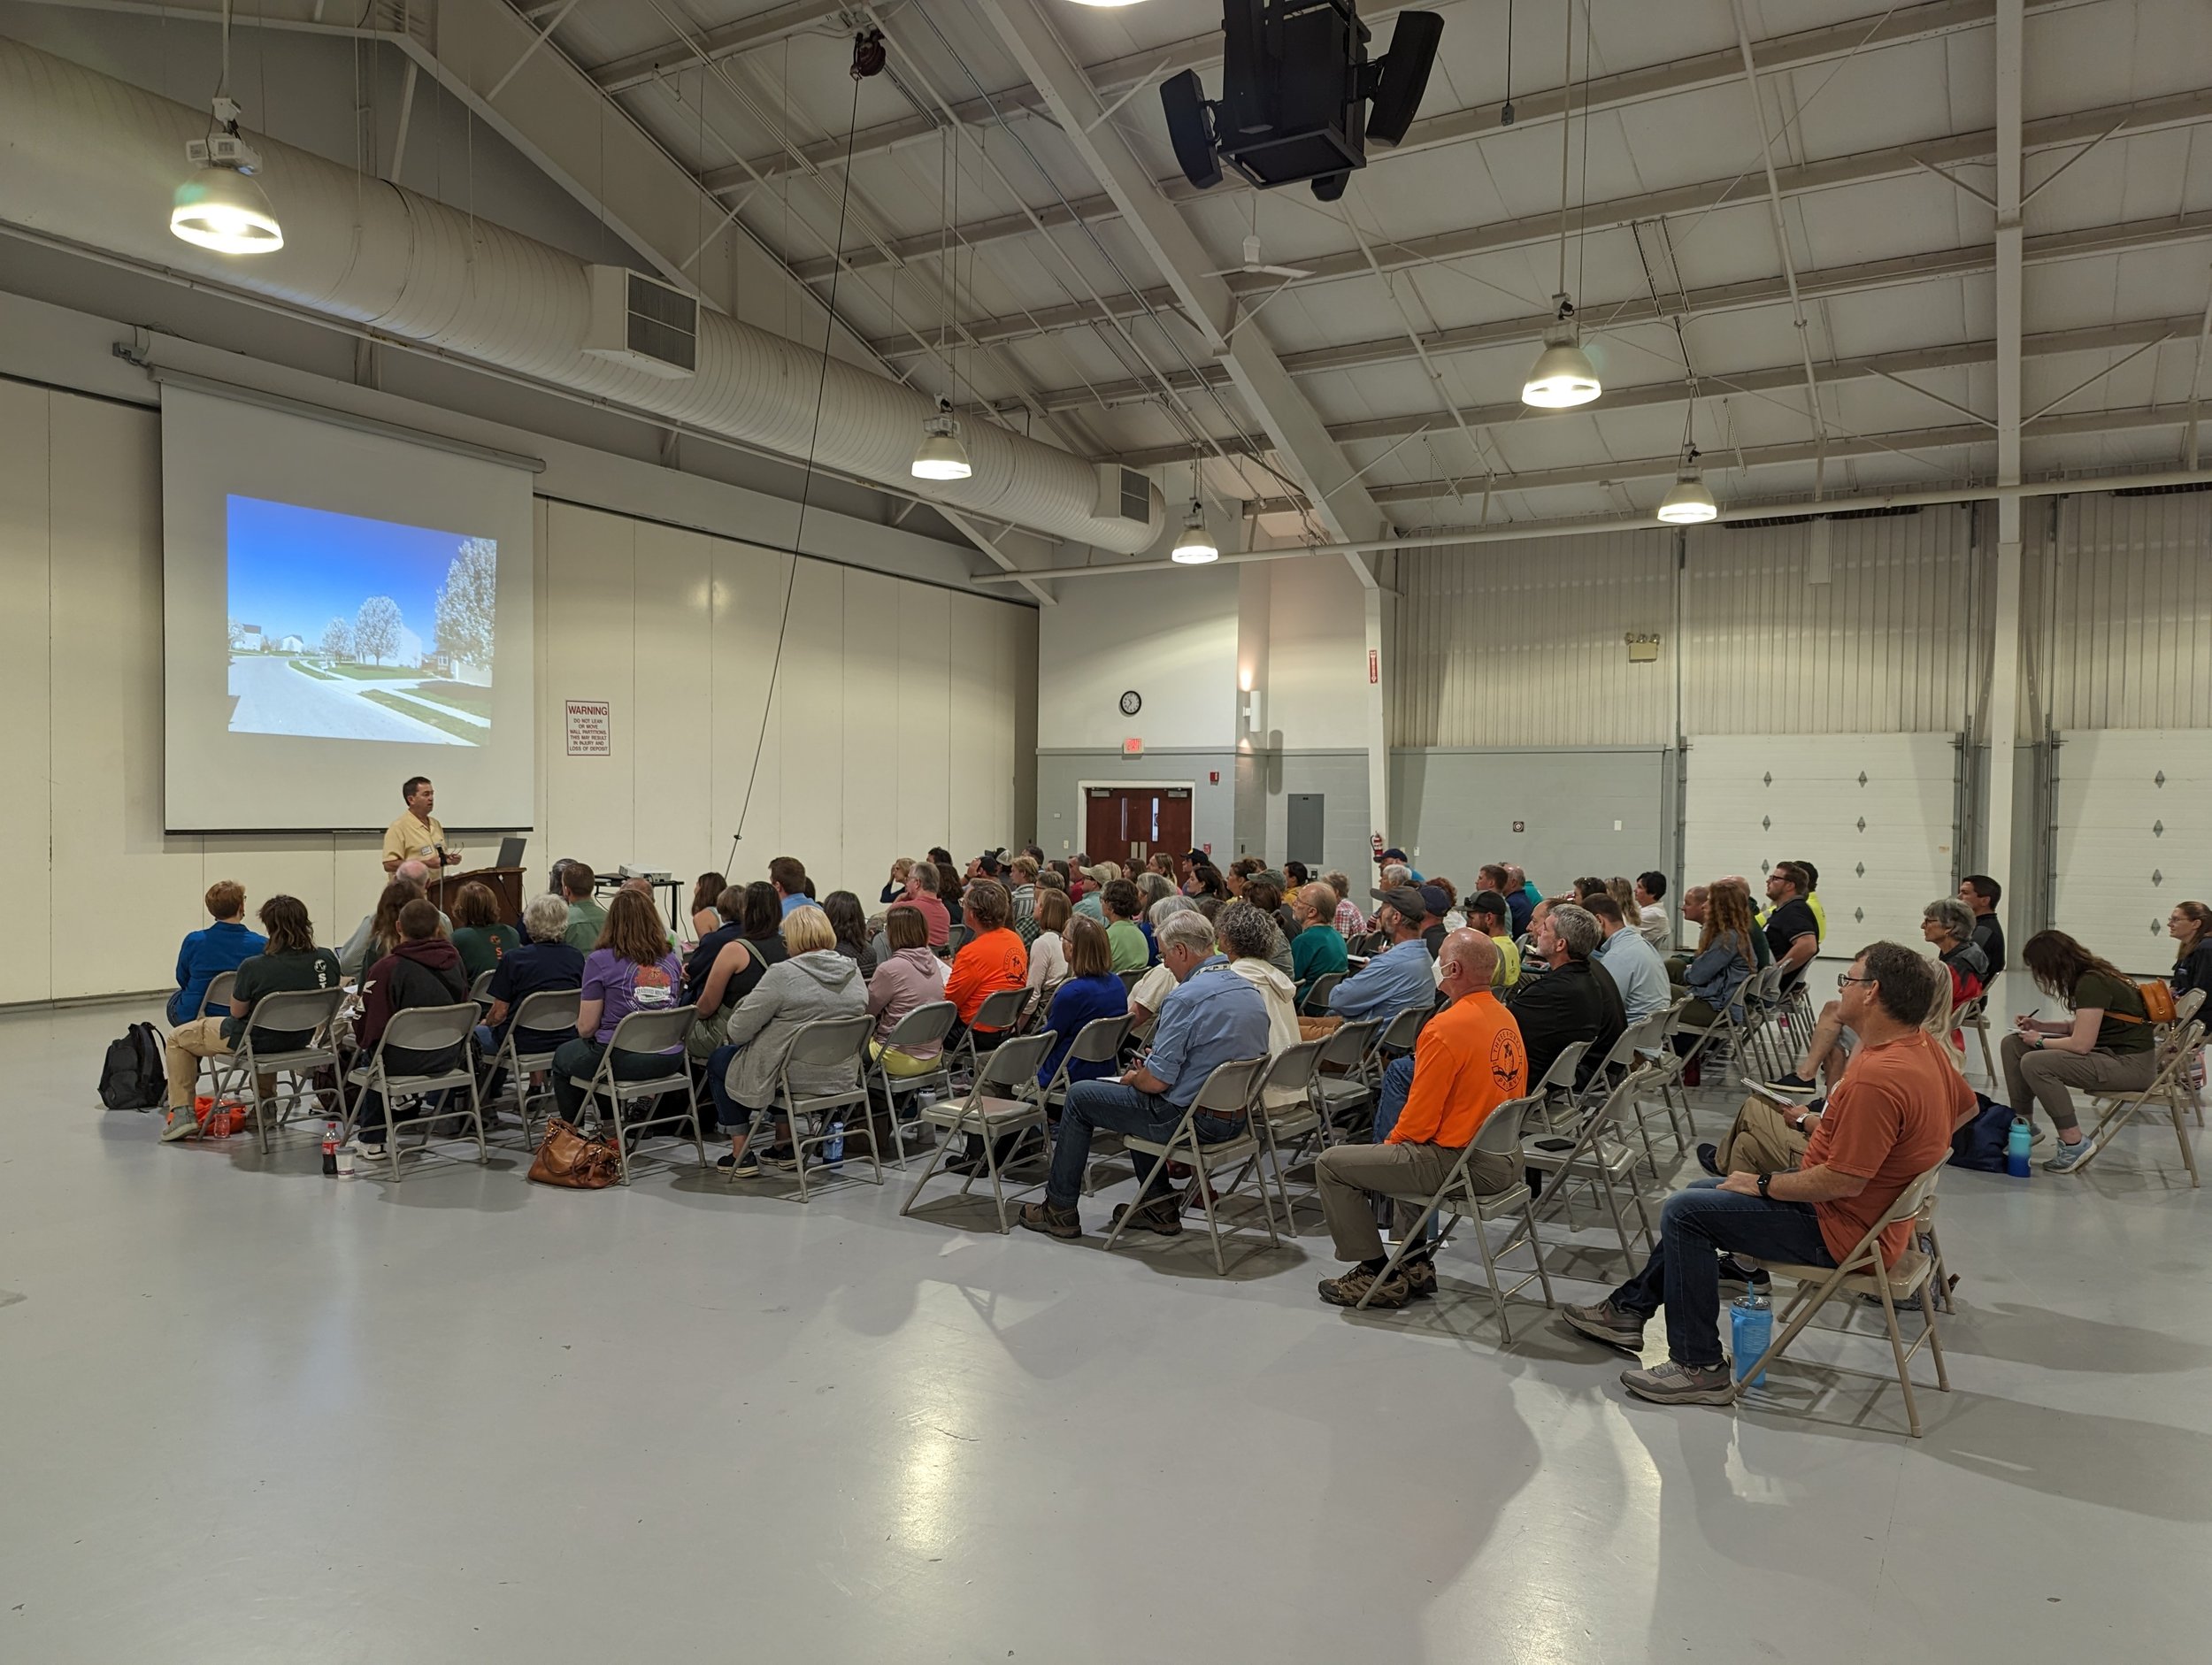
[2175,941,2212,999]
[487,940,587,1046]
[1971,912,2006,979]
[222,948,344,1050]
[1763,897,1818,967]
[684,921,747,1006]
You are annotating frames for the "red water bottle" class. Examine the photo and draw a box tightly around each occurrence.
[321,1119,340,1176]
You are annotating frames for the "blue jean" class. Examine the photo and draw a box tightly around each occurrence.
[1609,1178,1835,1369]
[705,1040,770,1132]
[1046,1079,1242,1209]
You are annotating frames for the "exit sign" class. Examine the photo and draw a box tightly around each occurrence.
[1122,737,1144,757]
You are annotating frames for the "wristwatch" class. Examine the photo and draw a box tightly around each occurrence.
[1757,1171,1773,1198]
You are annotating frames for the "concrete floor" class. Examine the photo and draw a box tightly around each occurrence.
[4,1000,2208,1664]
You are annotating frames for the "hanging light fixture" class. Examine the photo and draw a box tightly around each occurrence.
[1522,1,1597,408]
[910,398,972,481]
[1171,501,1218,564]
[171,3,280,255]
[1656,453,1719,524]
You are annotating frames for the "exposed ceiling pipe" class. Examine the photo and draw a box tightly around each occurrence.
[0,36,1163,555]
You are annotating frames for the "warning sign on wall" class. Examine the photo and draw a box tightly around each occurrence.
[565,699,611,756]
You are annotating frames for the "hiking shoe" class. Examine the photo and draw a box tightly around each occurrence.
[2041,1138,2092,1173]
[1756,1073,1820,1101]
[1401,1256,1438,1300]
[1016,1201,1081,1239]
[1621,1358,1738,1406]
[1109,1197,1183,1237]
[1696,1142,1723,1177]
[1318,1265,1412,1308]
[1716,1255,1770,1290]
[1563,1301,1647,1352]
[159,1105,199,1143]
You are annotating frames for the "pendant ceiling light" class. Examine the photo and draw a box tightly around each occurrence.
[171,4,279,255]
[1171,502,1218,564]
[1656,457,1719,524]
[1522,0,1597,409]
[910,398,972,481]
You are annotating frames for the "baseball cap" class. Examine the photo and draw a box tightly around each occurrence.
[1369,883,1425,920]
[1419,884,1451,919]
[1376,847,1409,863]
[1471,887,1510,921]
[1182,848,1207,865]
[974,850,1002,876]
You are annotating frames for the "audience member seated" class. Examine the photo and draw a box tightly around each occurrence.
[1416,884,1452,958]
[548,887,683,1132]
[341,874,426,980]
[766,855,810,917]
[2003,929,2158,1171]
[1794,860,1829,940]
[684,884,788,1064]
[709,906,868,1175]
[880,856,915,908]
[1308,885,1435,1040]
[348,899,471,1162]
[1025,886,1073,998]
[1563,943,1970,1408]
[167,880,266,1026]
[1376,846,1425,885]
[822,890,878,979]
[942,880,1028,1053]
[1033,916,1130,1090]
[1673,884,1710,964]
[448,881,521,982]
[896,861,953,949]
[1283,860,1310,893]
[1634,871,1671,948]
[1924,897,1987,1051]
[1241,875,1298,976]
[1324,870,1366,939]
[160,894,339,1141]
[2170,902,2212,998]
[1509,902,1625,1090]
[1102,879,1150,974]
[1960,873,2006,981]
[1187,862,1230,904]
[1133,873,1174,961]
[1671,881,1756,1036]
[1225,856,1264,900]
[1586,894,1672,1025]
[688,872,726,940]
[1486,863,1533,938]
[1465,889,1522,991]
[1291,882,1349,1006]
[477,894,586,1097]
[1217,900,1302,1104]
[1127,897,1198,1033]
[1007,856,1040,932]
[866,904,951,1079]
[1762,862,1820,989]
[1016,910,1271,1241]
[1314,932,1525,1308]
[559,863,607,955]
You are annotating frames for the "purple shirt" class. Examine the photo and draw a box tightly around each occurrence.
[582,948,685,1047]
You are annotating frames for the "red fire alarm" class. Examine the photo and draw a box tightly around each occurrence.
[1122,737,1143,757]
[1209,771,1220,784]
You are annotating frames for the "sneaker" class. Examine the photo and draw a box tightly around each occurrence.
[1016,1201,1081,1239]
[1109,1197,1183,1237]
[2028,1122,2048,1147]
[1755,1073,1820,1101]
[1621,1358,1738,1406]
[1318,1264,1412,1308]
[757,1145,801,1171]
[159,1105,199,1143]
[1401,1256,1438,1300]
[1716,1255,1770,1290]
[1695,1142,1723,1177]
[718,1147,762,1178]
[1562,1300,1647,1352]
[345,1137,387,1166]
[2041,1137,2092,1173]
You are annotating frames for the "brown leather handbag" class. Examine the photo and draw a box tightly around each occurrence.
[527,1117,621,1189]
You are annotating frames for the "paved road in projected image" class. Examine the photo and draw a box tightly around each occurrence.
[227,656,470,746]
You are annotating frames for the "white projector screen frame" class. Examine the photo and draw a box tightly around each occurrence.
[160,385,537,833]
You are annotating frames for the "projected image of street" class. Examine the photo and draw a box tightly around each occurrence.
[224,495,496,747]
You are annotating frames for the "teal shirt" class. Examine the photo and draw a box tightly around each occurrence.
[1292,924,1348,1004]
[451,923,521,982]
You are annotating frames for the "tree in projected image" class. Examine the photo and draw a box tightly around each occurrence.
[354,595,403,665]
[320,617,352,660]
[433,538,496,682]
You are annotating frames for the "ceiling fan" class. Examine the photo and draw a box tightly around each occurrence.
[1211,233,1311,280]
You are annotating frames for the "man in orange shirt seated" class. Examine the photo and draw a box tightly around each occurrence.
[943,879,1029,1048]
[1563,940,1975,1408]
[1314,931,1526,1309]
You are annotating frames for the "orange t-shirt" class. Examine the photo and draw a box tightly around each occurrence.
[944,926,1028,1028]
[1386,990,1527,1148]
[1803,1029,1970,1266]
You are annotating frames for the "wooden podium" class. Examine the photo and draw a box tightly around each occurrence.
[427,866,526,925]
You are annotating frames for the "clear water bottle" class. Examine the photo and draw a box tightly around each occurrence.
[321,1119,340,1177]
[822,1118,844,1164]
[1732,1282,1772,1389]
[2006,1117,2032,1178]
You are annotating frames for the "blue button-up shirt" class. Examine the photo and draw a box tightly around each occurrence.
[1594,925,1672,1025]
[1328,937,1436,1024]
[1146,955,1271,1108]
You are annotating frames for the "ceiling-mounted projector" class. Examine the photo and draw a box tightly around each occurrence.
[1161,0,1443,203]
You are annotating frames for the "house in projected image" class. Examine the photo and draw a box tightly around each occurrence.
[276,633,304,653]
[236,624,264,652]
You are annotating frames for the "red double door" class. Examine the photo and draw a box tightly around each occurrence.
[1084,786,1193,870]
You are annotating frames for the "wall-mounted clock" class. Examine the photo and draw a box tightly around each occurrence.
[1118,689,1142,717]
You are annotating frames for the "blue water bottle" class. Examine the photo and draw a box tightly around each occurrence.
[2006,1117,2032,1178]
[822,1118,844,1164]
[1732,1283,1771,1390]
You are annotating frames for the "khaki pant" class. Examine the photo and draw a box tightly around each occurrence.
[1316,1139,1517,1263]
[1715,1096,1809,1176]
[1299,1017,1342,1042]
[2000,1032,2159,1133]
[164,1017,273,1110]
[684,1006,731,1063]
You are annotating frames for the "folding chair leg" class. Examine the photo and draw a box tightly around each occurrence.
[2175,1104,2201,1187]
[899,1118,956,1214]
[1471,1209,1514,1342]
[1871,1283,1923,1439]
[1100,1159,1173,1255]
[1188,1136,1227,1274]
[1520,1194,1556,1311]
[690,1086,710,1171]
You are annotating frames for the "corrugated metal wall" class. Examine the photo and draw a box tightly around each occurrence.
[2026,490,2212,735]
[1391,529,1677,747]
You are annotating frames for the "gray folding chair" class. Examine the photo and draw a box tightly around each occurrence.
[902,1030,1057,1232]
[1311,1017,1385,1142]
[1523,1061,1661,1264]
[1375,1001,1428,1060]
[1358,1092,1555,1341]
[735,1013,879,1200]
[869,1000,958,1166]
[1234,1039,1331,1226]
[1528,1039,1592,1135]
[193,971,244,1097]
[1117,968,1145,995]
[567,1004,704,1185]
[951,985,1030,1083]
[489,987,581,1146]
[1040,1012,1136,1116]
[1585,1008,1682,1166]
[344,1002,487,1185]
[1952,991,1999,1086]
[228,986,348,1157]
[1299,971,1344,1017]
[1103,1055,1279,1275]
[469,968,496,1001]
[945,923,971,956]
[2069,1017,2203,1187]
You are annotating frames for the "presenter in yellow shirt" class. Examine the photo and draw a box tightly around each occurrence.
[381,776,460,875]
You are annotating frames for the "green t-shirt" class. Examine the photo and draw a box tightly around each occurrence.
[562,897,608,955]
[222,948,344,1049]
[451,924,521,982]
[1292,923,1348,1002]
[2075,969,2153,1053]
[1105,917,1150,974]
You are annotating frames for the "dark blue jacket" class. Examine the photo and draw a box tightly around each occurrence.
[169,920,266,1025]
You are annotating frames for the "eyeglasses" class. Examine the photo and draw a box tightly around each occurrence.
[1837,972,1877,987]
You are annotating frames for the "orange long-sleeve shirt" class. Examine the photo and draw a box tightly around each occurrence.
[944,926,1028,1028]
[1387,990,1527,1147]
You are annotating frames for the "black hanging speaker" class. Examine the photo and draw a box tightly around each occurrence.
[1161,1,1444,201]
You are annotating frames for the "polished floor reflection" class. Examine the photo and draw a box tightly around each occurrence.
[4,1001,2207,1663]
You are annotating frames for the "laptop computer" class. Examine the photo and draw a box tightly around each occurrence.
[495,835,526,870]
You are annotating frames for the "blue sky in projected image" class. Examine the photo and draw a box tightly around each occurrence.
[225,495,492,645]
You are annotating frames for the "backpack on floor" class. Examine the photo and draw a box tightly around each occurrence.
[1948,1092,2014,1172]
[98,1022,167,1111]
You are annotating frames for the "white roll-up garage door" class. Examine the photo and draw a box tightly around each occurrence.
[1684,733,1961,954]
[2052,729,2212,974]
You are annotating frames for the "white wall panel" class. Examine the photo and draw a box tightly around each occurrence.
[895,585,953,857]
[841,567,902,901]
[777,559,848,873]
[711,537,797,872]
[541,503,637,873]
[2050,728,2212,974]
[2031,493,2212,735]
[632,520,715,879]
[0,381,53,1003]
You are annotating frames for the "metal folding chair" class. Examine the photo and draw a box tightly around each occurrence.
[566,1005,704,1185]
[228,986,348,1156]
[1236,1039,1331,1226]
[1527,1039,1592,1135]
[1524,1061,1661,1264]
[344,1002,487,1185]
[1040,1013,1136,1116]
[902,1030,1057,1232]
[951,985,1030,1083]
[1738,1162,1952,1438]
[1584,1009,1682,1165]
[759,1013,879,1199]
[192,971,243,1098]
[1311,1017,1385,1143]
[489,987,581,1146]
[869,1000,958,1167]
[469,968,496,1001]
[1117,968,1145,995]
[1357,1092,1555,1340]
[1102,1055,1278,1275]
[1299,970,1344,1017]
[2069,1017,2204,1186]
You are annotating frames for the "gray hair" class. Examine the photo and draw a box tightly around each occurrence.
[1156,909,1218,958]
[1148,894,1198,930]
[522,893,570,942]
[1380,863,1411,886]
[1924,896,1975,940]
[1216,899,1276,961]
[1135,871,1173,908]
[1548,902,1601,961]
